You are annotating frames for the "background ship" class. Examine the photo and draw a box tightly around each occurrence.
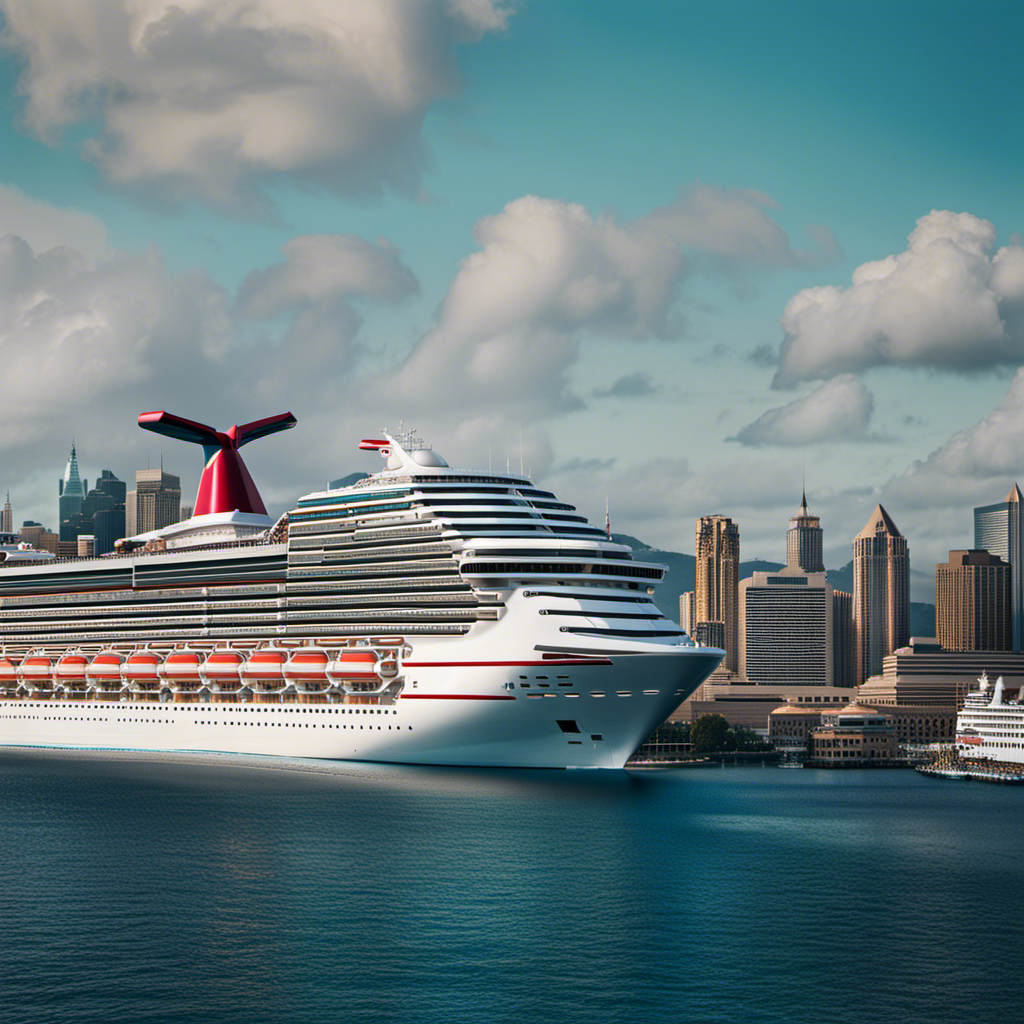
[0,412,723,767]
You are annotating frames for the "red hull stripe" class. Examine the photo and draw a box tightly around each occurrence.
[401,694,516,701]
[403,658,612,668]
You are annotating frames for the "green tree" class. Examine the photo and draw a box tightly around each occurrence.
[732,724,771,752]
[690,713,731,753]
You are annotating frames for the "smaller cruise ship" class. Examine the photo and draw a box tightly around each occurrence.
[955,672,1024,765]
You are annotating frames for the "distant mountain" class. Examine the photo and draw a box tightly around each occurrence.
[329,471,369,489]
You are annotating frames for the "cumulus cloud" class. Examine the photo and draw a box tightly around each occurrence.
[0,227,421,527]
[774,210,1024,386]
[236,235,418,319]
[732,374,876,447]
[390,187,838,415]
[884,367,1024,511]
[0,184,109,258]
[0,0,511,210]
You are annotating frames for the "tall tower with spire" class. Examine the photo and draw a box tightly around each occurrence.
[58,442,86,542]
[853,504,909,684]
[786,489,824,572]
[1,491,12,534]
[974,483,1024,651]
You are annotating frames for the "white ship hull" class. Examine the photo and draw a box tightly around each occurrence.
[0,647,720,769]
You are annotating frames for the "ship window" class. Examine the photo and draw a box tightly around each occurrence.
[556,719,580,734]
[591,734,603,741]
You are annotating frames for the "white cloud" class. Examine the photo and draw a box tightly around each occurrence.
[0,184,109,258]
[390,187,838,416]
[732,374,875,446]
[0,0,511,210]
[775,210,1024,386]
[236,235,418,319]
[883,367,1024,511]
[0,227,421,529]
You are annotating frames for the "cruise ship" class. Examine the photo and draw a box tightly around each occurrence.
[0,411,723,768]
[955,672,1024,766]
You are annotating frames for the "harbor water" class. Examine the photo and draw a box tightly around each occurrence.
[1,750,1021,1024]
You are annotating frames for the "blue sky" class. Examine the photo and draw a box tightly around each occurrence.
[0,0,1021,595]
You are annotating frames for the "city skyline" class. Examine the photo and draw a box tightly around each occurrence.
[0,2,1021,579]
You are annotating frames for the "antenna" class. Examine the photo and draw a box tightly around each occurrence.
[605,496,611,539]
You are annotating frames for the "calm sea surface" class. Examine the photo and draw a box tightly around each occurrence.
[1,751,1021,1024]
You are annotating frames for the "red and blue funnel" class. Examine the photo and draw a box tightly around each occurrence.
[138,410,297,517]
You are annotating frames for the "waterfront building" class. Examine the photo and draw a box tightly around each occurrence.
[853,505,910,685]
[974,484,1024,651]
[181,505,194,522]
[807,703,897,763]
[768,705,822,752]
[674,682,857,735]
[695,515,739,672]
[739,566,832,686]
[936,550,1011,652]
[1,492,11,534]
[126,469,181,536]
[786,491,824,572]
[857,636,1024,707]
[58,443,87,542]
[77,535,95,557]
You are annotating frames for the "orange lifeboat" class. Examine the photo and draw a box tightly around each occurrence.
[240,647,288,703]
[122,649,162,700]
[283,646,329,703]
[87,651,124,700]
[201,649,245,703]
[55,651,90,688]
[17,653,54,691]
[326,649,380,681]
[158,649,203,702]
[0,655,18,693]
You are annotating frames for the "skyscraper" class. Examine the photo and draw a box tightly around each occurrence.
[936,550,1011,652]
[1,492,12,534]
[126,469,181,536]
[58,442,86,542]
[740,566,833,686]
[695,515,739,671]
[974,484,1024,651]
[853,505,910,684]
[786,491,824,572]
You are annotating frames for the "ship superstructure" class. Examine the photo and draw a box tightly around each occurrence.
[0,417,723,768]
[955,671,1024,765]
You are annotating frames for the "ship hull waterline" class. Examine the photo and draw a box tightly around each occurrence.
[0,649,720,769]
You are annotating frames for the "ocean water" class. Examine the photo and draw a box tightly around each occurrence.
[1,751,1021,1024]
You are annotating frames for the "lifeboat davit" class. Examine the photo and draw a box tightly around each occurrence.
[17,653,53,686]
[55,651,90,686]
[122,650,162,688]
[325,649,380,682]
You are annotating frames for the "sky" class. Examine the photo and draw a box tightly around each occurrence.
[0,0,1022,600]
